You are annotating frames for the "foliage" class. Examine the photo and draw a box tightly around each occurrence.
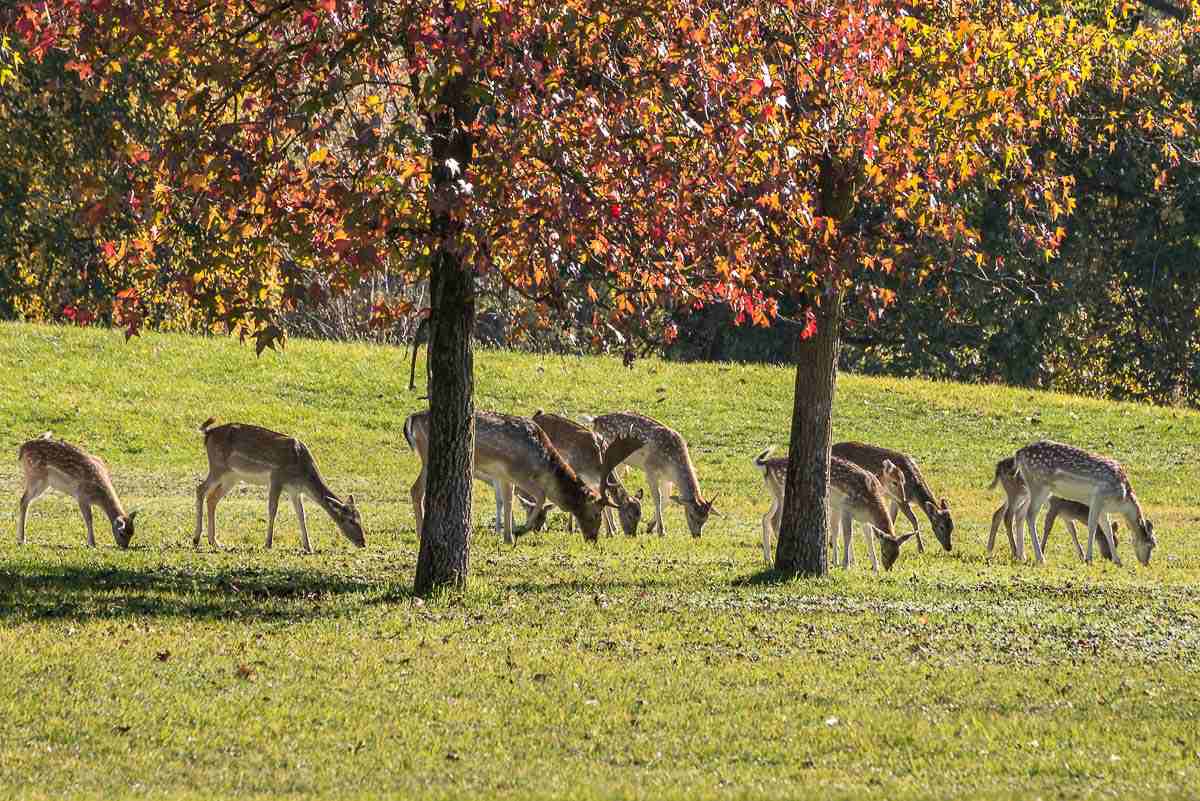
[3,0,737,353]
[3,323,1200,799]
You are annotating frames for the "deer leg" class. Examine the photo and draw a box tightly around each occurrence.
[193,473,217,548]
[266,477,283,550]
[602,507,614,537]
[79,500,96,548]
[17,477,48,545]
[1064,519,1087,563]
[1097,516,1116,562]
[500,481,515,546]
[987,503,1006,554]
[865,524,881,574]
[1087,496,1120,567]
[892,500,924,553]
[410,468,427,538]
[762,494,780,566]
[293,494,312,554]
[841,510,854,569]
[206,481,232,549]
[1023,488,1049,565]
[647,477,666,537]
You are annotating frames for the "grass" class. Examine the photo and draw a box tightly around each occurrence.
[1,321,1200,799]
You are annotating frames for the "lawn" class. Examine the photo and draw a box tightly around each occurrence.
[1,321,1199,800]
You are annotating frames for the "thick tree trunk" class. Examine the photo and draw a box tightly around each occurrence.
[773,295,843,576]
[413,75,477,596]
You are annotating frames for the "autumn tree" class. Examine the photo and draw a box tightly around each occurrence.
[4,0,729,592]
[678,0,1199,575]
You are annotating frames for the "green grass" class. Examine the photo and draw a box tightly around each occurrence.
[2,321,1200,800]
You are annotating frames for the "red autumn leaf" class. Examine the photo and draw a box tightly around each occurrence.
[798,309,817,341]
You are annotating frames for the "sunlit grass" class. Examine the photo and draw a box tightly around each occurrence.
[1,322,1199,799]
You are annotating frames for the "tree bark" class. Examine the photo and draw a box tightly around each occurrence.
[413,73,478,595]
[773,293,843,576]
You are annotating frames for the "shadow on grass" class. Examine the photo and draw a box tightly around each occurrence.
[731,568,805,588]
[499,578,674,594]
[0,564,381,622]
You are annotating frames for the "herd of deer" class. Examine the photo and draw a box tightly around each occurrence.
[13,410,1158,570]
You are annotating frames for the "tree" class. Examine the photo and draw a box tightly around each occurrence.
[4,0,726,592]
[682,0,1194,574]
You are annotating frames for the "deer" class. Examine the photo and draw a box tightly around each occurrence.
[193,418,365,553]
[1043,497,1119,562]
[1012,440,1156,566]
[754,448,915,571]
[583,411,717,537]
[516,410,643,536]
[832,442,954,553]
[404,410,641,544]
[987,456,1118,562]
[17,433,138,549]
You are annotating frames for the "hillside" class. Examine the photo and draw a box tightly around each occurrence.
[2,322,1199,800]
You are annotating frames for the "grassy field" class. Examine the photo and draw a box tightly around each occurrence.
[2,322,1200,800]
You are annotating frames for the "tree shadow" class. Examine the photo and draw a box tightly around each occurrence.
[731,568,802,588]
[0,564,381,622]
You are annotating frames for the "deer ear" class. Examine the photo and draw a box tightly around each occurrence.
[128,510,138,522]
[940,498,951,510]
[896,532,916,546]
[923,500,937,515]
[346,494,356,508]
[635,488,644,500]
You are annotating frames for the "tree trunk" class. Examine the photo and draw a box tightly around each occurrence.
[413,74,478,595]
[773,294,843,576]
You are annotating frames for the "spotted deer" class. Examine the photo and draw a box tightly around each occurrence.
[193,418,365,553]
[987,456,1118,562]
[585,411,717,537]
[17,433,137,548]
[754,448,915,571]
[832,442,953,553]
[404,410,640,544]
[1013,440,1156,566]
[518,411,643,536]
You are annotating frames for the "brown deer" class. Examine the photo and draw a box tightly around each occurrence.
[987,456,1118,562]
[519,411,643,536]
[404,410,640,544]
[18,433,137,548]
[832,441,953,553]
[585,411,717,537]
[1013,440,1156,566]
[193,418,364,553]
[754,448,915,571]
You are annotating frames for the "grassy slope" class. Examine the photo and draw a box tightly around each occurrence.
[1,322,1199,800]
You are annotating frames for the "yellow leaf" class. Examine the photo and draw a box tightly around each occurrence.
[309,148,329,165]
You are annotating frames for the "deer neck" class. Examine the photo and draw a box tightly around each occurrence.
[544,462,595,516]
[868,500,896,536]
[665,448,703,504]
[302,469,340,513]
[91,482,126,523]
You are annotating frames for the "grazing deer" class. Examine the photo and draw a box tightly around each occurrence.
[1044,497,1119,562]
[17,433,137,549]
[987,456,1118,562]
[832,442,953,553]
[1013,440,1156,566]
[754,448,915,571]
[193,418,364,553]
[519,411,643,536]
[404,410,640,544]
[585,411,717,537]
